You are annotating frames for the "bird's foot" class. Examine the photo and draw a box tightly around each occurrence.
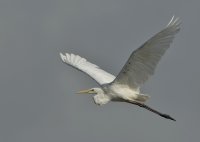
[161,114,176,121]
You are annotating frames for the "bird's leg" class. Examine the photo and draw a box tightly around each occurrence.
[127,100,176,121]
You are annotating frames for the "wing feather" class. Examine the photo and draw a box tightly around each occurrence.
[113,16,181,91]
[60,53,115,85]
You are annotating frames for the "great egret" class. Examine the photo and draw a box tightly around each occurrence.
[60,16,180,121]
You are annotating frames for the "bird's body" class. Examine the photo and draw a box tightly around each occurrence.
[94,85,136,105]
[60,16,181,121]
[98,84,150,105]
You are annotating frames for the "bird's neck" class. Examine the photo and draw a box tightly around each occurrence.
[93,90,110,106]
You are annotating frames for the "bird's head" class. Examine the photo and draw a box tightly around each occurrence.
[77,88,109,106]
[76,88,103,94]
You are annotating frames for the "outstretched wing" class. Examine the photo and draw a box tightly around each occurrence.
[60,53,115,85]
[113,16,181,91]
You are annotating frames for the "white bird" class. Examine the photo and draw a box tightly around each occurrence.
[60,16,181,121]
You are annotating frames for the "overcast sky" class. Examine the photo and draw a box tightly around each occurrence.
[0,0,200,142]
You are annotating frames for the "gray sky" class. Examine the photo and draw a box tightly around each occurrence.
[0,0,200,142]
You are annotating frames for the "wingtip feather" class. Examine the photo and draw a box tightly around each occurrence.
[165,15,181,29]
[166,15,175,27]
[60,52,66,62]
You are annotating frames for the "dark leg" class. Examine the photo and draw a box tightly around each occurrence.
[128,100,176,121]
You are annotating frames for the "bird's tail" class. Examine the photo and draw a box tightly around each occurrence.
[136,94,150,102]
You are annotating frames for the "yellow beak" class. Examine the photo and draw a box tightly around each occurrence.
[76,89,90,94]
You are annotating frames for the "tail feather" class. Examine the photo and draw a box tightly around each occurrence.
[136,94,150,102]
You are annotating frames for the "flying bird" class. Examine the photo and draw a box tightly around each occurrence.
[60,16,181,121]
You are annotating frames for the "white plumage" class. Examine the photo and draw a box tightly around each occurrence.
[60,53,115,85]
[60,16,181,121]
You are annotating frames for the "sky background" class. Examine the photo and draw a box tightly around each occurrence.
[0,0,200,142]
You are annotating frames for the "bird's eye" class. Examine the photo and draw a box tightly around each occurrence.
[91,89,94,91]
